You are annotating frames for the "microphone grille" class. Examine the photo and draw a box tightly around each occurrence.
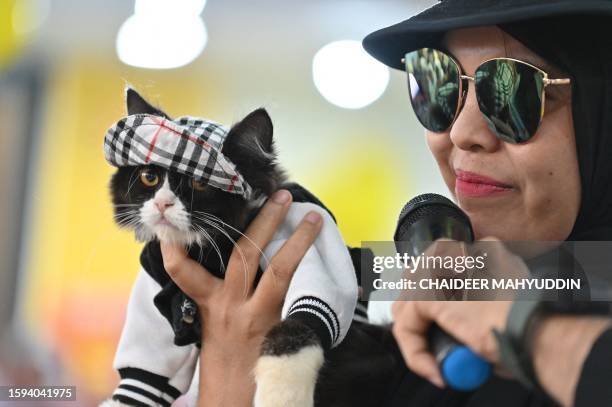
[396,193,472,235]
[394,193,474,251]
[398,193,457,224]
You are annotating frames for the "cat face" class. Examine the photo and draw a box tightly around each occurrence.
[109,88,286,246]
[110,164,251,245]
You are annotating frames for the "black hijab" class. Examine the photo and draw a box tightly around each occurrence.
[500,15,612,241]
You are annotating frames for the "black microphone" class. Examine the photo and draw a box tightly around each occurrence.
[393,193,491,391]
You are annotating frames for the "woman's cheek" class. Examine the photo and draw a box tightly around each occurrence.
[426,130,450,154]
[426,131,454,185]
[525,113,580,239]
[518,158,579,240]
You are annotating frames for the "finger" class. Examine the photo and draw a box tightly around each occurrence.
[250,210,323,314]
[475,236,502,257]
[431,238,467,264]
[391,300,405,318]
[429,239,466,300]
[160,242,222,301]
[224,190,293,294]
[392,302,445,388]
[476,236,518,261]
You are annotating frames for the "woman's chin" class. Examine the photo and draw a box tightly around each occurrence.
[454,188,518,212]
[468,213,514,241]
[454,195,520,240]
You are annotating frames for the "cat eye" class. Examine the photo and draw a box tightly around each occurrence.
[140,170,159,187]
[191,179,206,191]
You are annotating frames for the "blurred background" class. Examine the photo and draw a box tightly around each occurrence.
[0,0,443,404]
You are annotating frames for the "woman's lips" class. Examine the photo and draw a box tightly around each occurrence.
[454,169,514,197]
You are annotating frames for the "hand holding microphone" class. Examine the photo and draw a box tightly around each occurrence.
[392,193,492,391]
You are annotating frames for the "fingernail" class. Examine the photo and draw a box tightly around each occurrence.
[430,375,445,388]
[305,211,321,224]
[272,190,291,204]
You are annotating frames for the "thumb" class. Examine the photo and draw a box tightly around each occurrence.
[160,242,221,301]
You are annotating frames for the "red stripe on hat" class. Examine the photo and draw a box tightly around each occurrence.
[145,119,165,163]
[228,175,238,192]
[146,116,242,192]
[151,117,214,151]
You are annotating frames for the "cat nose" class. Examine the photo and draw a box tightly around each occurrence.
[155,199,174,213]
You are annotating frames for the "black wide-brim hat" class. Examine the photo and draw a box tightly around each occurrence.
[363,0,612,70]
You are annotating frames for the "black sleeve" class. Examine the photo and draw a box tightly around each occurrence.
[574,327,612,406]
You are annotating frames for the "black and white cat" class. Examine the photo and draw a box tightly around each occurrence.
[101,89,362,407]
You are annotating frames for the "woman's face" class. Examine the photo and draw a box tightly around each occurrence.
[426,26,580,241]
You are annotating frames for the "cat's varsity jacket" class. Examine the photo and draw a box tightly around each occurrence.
[106,185,360,406]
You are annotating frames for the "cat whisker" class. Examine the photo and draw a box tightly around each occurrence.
[113,211,142,226]
[115,213,137,219]
[113,212,139,219]
[117,219,142,228]
[114,210,139,214]
[195,217,251,295]
[114,214,140,223]
[124,168,141,199]
[191,214,252,268]
[195,241,204,264]
[192,211,271,269]
[196,211,283,292]
[193,224,226,274]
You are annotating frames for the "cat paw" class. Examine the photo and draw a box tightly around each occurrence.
[254,320,324,407]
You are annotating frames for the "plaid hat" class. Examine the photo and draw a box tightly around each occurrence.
[104,113,253,199]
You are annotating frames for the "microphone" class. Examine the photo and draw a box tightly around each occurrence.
[393,193,491,391]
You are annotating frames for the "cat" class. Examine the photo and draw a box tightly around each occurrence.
[102,88,362,407]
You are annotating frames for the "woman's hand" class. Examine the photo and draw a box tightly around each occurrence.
[392,238,612,407]
[393,298,612,407]
[160,189,323,407]
[391,237,527,386]
[392,300,511,387]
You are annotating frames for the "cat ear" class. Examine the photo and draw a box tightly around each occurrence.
[125,87,169,117]
[224,108,274,154]
[222,108,283,195]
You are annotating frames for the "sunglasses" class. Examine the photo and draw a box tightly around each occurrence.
[402,48,571,144]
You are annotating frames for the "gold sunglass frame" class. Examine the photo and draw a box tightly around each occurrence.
[401,48,571,139]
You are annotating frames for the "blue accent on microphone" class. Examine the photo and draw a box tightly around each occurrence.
[441,345,492,391]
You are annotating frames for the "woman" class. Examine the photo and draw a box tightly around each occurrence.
[162,0,612,406]
[361,1,612,405]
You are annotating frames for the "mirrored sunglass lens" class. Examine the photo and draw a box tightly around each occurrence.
[404,48,460,133]
[475,59,544,143]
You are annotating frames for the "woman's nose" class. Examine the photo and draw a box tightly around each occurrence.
[449,81,502,153]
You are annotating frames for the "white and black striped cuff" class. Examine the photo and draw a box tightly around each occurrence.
[112,368,181,407]
[287,296,340,349]
[353,302,369,324]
